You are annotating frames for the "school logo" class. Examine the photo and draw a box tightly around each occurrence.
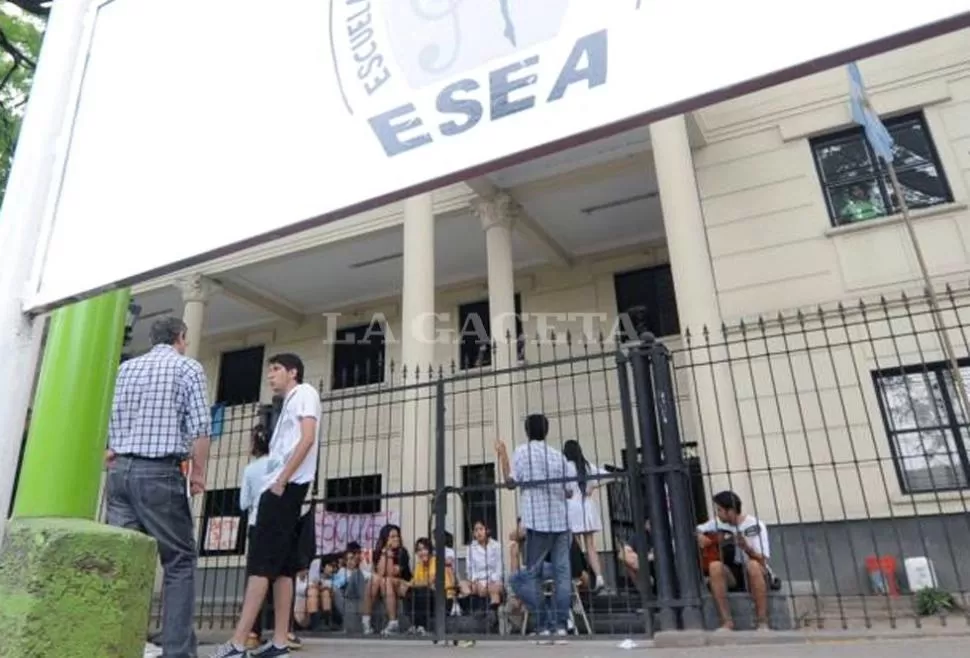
[329,0,641,158]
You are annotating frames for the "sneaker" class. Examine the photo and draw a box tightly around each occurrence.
[535,630,553,645]
[206,642,247,658]
[382,619,400,635]
[143,644,163,658]
[555,629,569,645]
[245,633,262,651]
[251,644,291,657]
[287,633,303,650]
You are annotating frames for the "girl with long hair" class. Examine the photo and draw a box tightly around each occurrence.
[563,439,607,592]
[362,524,412,635]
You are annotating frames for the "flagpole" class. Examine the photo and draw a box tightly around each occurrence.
[849,63,970,423]
[885,162,970,420]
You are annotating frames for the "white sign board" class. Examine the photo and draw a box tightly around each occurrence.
[26,0,970,311]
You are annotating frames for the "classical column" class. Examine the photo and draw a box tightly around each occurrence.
[175,274,218,360]
[473,194,520,549]
[649,115,751,508]
[474,193,518,369]
[399,193,436,542]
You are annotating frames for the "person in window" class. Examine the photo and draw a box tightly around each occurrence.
[840,184,882,223]
[459,520,505,609]
[362,524,412,635]
[696,491,771,632]
[562,440,608,592]
[409,537,457,634]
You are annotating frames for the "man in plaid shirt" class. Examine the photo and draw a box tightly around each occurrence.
[496,414,574,644]
[105,316,211,658]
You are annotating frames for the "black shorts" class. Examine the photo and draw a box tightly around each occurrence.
[247,482,310,580]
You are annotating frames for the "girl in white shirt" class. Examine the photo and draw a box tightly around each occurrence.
[563,440,607,592]
[459,520,504,607]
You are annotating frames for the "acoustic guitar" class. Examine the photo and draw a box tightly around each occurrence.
[700,530,737,574]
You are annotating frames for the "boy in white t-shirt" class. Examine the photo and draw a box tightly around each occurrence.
[211,353,321,658]
[696,490,771,632]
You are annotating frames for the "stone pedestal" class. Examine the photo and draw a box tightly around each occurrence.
[0,517,158,658]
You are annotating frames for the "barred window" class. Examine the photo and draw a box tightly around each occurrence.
[811,112,952,227]
[873,362,970,493]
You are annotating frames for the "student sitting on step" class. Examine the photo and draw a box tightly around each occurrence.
[696,490,771,632]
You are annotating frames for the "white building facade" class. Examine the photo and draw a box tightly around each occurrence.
[123,30,970,616]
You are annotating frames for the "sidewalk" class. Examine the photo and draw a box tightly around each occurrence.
[194,634,970,658]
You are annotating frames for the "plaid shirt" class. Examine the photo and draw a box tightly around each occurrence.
[108,344,210,457]
[511,441,570,533]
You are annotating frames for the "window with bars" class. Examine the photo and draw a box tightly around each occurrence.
[199,487,246,557]
[457,295,524,369]
[873,361,970,493]
[460,463,498,544]
[325,474,382,515]
[331,321,386,390]
[810,112,952,227]
[613,265,680,341]
[216,346,265,405]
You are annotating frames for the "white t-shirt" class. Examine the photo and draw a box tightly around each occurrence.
[261,382,321,493]
[466,538,503,583]
[696,515,770,564]
[240,455,278,526]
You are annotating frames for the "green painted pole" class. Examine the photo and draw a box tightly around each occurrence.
[13,289,130,519]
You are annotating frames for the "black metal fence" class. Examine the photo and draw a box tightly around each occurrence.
[127,285,970,641]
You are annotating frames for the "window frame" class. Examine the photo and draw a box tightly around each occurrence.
[215,345,265,406]
[460,463,498,545]
[613,264,681,341]
[324,474,383,515]
[198,487,247,557]
[331,321,387,390]
[810,112,953,227]
[456,295,524,370]
[872,359,970,494]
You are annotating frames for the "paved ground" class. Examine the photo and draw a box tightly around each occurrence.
[191,634,970,658]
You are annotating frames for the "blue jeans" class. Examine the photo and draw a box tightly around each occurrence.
[106,456,197,658]
[510,529,571,632]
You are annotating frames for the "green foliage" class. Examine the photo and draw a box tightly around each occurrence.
[914,587,957,617]
[0,3,45,204]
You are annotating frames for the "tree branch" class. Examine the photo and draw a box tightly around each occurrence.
[0,28,35,70]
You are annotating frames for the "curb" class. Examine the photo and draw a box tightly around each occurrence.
[652,627,970,648]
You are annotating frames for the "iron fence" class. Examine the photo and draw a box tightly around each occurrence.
[124,284,970,642]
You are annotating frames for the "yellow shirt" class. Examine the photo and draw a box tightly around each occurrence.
[412,557,455,592]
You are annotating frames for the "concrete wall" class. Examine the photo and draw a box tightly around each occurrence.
[694,29,970,321]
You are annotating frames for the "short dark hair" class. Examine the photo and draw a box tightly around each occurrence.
[713,490,742,514]
[150,316,187,346]
[268,353,305,384]
[524,413,549,441]
[346,541,362,553]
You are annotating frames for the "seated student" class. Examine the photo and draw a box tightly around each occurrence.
[459,521,504,608]
[618,519,654,588]
[362,524,412,635]
[332,546,368,628]
[696,491,771,632]
[293,557,321,631]
[409,537,457,634]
